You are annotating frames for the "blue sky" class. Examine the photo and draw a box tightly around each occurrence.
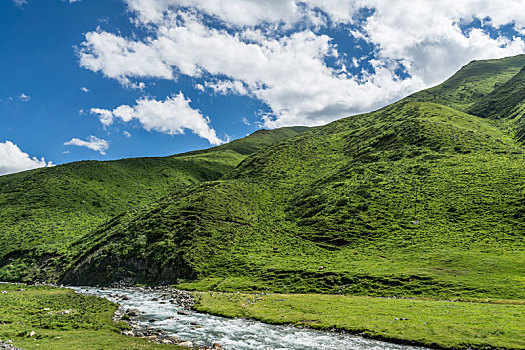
[1,0,525,175]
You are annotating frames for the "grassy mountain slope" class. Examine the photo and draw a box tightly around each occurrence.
[4,56,525,350]
[0,126,308,280]
[468,66,525,121]
[4,55,525,303]
[59,100,525,300]
[408,54,525,112]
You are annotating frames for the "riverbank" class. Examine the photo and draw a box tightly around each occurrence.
[1,282,523,349]
[0,283,185,350]
[193,292,525,349]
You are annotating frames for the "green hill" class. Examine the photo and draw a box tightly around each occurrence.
[468,66,525,120]
[56,98,525,301]
[408,54,525,111]
[0,126,308,280]
[3,55,525,303]
[3,55,525,350]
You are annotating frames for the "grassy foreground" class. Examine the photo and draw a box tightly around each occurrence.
[0,283,180,350]
[194,292,525,349]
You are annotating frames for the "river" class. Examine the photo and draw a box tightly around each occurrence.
[74,287,426,350]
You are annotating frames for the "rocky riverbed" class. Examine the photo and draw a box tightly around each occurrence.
[74,286,426,350]
[109,287,217,348]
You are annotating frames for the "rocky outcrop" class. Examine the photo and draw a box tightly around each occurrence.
[59,255,195,286]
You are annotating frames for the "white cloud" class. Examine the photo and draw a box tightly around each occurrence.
[124,0,363,27]
[19,93,31,102]
[91,93,225,145]
[64,136,109,155]
[359,0,525,87]
[123,131,132,138]
[125,0,301,25]
[0,141,53,176]
[79,30,173,86]
[123,0,525,31]
[81,87,89,92]
[90,107,114,126]
[79,1,525,127]
[194,83,205,92]
[80,14,420,127]
[205,80,249,96]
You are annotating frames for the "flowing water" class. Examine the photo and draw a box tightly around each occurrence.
[74,287,426,350]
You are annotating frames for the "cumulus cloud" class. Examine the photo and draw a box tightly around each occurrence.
[0,141,53,176]
[123,131,132,138]
[359,0,525,86]
[91,93,225,145]
[90,107,114,126]
[80,87,89,92]
[64,136,109,155]
[79,13,420,126]
[124,0,362,27]
[79,30,173,86]
[78,0,525,127]
[123,0,525,31]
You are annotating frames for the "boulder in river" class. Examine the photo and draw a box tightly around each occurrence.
[126,309,140,317]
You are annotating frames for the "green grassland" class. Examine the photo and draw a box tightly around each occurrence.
[2,55,525,349]
[468,66,525,121]
[407,54,525,111]
[0,283,181,350]
[60,99,525,302]
[0,127,308,282]
[194,292,525,349]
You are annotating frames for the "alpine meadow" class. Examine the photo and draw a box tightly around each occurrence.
[1,54,525,349]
